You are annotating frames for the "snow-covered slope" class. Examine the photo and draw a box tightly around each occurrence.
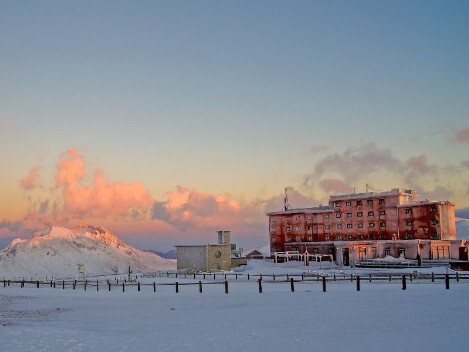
[456,217,469,239]
[0,224,175,279]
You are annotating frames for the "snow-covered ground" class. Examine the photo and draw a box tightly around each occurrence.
[1,260,467,352]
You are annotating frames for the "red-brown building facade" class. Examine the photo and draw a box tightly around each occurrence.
[267,188,465,263]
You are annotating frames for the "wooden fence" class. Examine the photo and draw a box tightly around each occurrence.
[1,272,468,294]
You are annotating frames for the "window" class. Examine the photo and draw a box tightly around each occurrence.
[295,226,301,231]
[367,200,373,206]
[370,234,375,240]
[358,223,363,228]
[358,235,364,240]
[346,201,352,206]
[347,224,352,229]
[286,217,290,222]
[286,236,291,242]
[325,214,330,219]
[380,222,386,227]
[369,223,375,228]
[368,211,374,216]
[431,220,438,226]
[430,206,436,212]
[337,224,342,229]
[379,199,385,205]
[270,218,275,223]
[295,236,300,241]
[325,234,330,241]
[296,216,301,221]
[307,216,311,220]
[336,213,342,218]
[271,237,275,243]
[334,202,341,207]
[380,210,385,216]
[356,200,362,206]
[308,225,312,230]
[337,235,342,240]
[357,212,363,217]
[406,220,412,226]
[385,248,391,256]
[346,213,352,218]
[325,225,330,229]
[307,236,312,241]
[431,232,439,239]
[405,208,412,214]
[347,235,353,240]
[380,234,386,239]
[270,227,275,232]
[214,251,222,258]
[406,233,413,239]
[286,226,291,231]
[398,248,405,258]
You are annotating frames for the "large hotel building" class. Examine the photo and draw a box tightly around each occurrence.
[267,188,467,265]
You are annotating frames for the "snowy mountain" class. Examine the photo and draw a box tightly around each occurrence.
[0,224,176,279]
[456,217,469,239]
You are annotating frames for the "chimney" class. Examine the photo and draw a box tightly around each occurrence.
[217,230,231,245]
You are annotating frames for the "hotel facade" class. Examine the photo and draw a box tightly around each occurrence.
[267,188,467,265]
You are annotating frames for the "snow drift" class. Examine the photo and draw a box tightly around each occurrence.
[0,224,175,279]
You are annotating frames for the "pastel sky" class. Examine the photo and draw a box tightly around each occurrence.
[1,1,468,251]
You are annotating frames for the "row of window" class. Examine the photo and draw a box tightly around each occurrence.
[334,199,385,207]
[274,231,439,243]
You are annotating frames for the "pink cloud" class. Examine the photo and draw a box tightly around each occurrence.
[56,149,153,219]
[456,127,469,143]
[152,187,241,230]
[19,165,42,190]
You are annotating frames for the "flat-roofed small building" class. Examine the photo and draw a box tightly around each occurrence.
[176,231,232,272]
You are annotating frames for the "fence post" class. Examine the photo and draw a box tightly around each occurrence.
[50,280,53,288]
[322,276,327,292]
[199,281,202,293]
[258,279,263,293]
[203,274,206,280]
[290,278,295,292]
[225,280,229,294]
[351,274,354,282]
[37,280,39,288]
[22,279,25,288]
[389,274,391,282]
[176,281,179,293]
[63,281,65,290]
[138,282,141,292]
[122,282,125,292]
[302,273,304,281]
[357,276,361,291]
[84,280,87,291]
[333,273,336,281]
[369,274,371,283]
[286,274,289,281]
[96,279,99,291]
[431,272,434,282]
[236,273,238,280]
[109,282,111,291]
[248,274,250,281]
[402,275,406,290]
[3,279,5,287]
[456,272,459,282]
[445,274,450,290]
[273,274,276,281]
[153,282,156,293]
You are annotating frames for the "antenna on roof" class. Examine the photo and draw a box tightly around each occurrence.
[284,187,292,211]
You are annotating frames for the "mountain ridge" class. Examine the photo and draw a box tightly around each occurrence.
[0,224,175,279]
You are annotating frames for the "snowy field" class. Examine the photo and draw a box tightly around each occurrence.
[1,260,468,352]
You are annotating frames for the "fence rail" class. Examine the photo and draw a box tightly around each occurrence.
[1,271,468,294]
